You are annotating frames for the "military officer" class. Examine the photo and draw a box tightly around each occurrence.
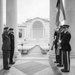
[61,25,71,72]
[9,28,15,64]
[2,27,11,70]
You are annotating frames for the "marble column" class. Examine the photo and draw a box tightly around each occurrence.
[50,0,57,46]
[50,0,57,45]
[49,0,57,57]
[6,0,20,58]
[65,0,75,57]
[0,0,3,57]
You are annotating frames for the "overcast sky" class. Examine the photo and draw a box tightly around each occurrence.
[3,0,49,24]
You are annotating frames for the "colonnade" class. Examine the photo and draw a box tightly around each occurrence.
[0,0,19,57]
[0,0,75,57]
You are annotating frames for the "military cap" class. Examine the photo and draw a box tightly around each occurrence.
[4,27,9,30]
[9,28,14,30]
[63,25,69,28]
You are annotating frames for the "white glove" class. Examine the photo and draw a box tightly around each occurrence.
[59,40,61,43]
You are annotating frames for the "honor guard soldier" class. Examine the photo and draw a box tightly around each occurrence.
[2,27,11,70]
[57,25,64,67]
[61,25,71,72]
[53,28,60,63]
[9,28,15,64]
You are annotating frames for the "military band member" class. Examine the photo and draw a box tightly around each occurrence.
[2,27,11,70]
[61,25,71,72]
[9,28,15,64]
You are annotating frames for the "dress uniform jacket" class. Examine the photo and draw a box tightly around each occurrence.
[2,31,10,51]
[61,31,71,51]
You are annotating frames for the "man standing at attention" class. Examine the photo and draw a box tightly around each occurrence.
[61,25,71,72]
[9,28,15,64]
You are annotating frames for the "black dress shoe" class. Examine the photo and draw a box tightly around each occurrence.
[9,62,15,64]
[3,67,11,70]
[61,69,69,72]
[57,64,63,67]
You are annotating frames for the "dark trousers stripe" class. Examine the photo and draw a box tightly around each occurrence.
[63,51,70,70]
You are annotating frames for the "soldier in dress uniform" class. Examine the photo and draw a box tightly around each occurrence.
[57,25,64,67]
[2,27,11,70]
[9,28,15,64]
[61,25,71,72]
[53,28,60,63]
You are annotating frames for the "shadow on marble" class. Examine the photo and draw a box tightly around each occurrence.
[0,69,9,75]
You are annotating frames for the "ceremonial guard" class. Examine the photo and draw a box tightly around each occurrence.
[61,25,71,72]
[9,28,15,64]
[2,27,11,70]
[57,26,64,67]
[53,28,60,63]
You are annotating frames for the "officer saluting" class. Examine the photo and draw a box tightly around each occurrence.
[2,27,11,70]
[61,25,71,72]
[9,28,15,64]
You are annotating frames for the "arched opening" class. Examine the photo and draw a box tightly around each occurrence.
[33,21,43,38]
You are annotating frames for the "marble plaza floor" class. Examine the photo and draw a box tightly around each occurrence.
[0,45,75,75]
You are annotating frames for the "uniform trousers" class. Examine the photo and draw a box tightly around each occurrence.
[55,48,59,62]
[59,50,63,65]
[3,50,10,68]
[9,49,14,63]
[63,51,70,71]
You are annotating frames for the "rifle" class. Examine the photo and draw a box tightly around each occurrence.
[51,41,55,50]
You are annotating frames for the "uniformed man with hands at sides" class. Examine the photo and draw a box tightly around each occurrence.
[52,28,60,63]
[57,25,64,67]
[61,25,71,72]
